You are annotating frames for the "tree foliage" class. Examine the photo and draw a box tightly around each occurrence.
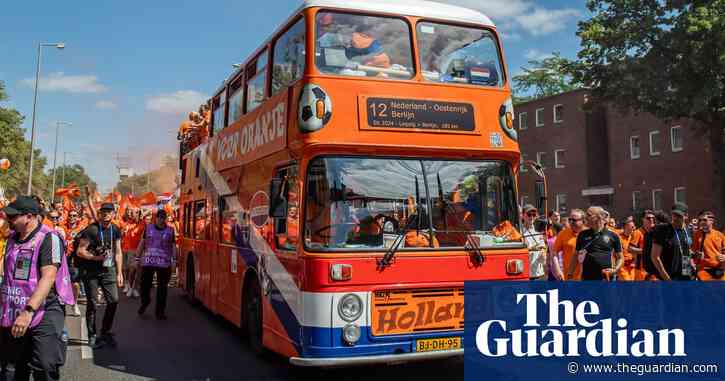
[573,0,725,216]
[50,164,96,200]
[0,81,51,198]
[512,52,581,103]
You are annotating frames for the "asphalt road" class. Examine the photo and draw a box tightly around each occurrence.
[57,287,463,381]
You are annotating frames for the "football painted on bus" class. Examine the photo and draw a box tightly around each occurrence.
[298,84,332,132]
[249,191,270,228]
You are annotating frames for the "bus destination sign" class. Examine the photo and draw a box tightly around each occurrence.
[365,97,475,132]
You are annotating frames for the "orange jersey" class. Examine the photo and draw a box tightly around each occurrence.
[123,222,146,252]
[629,227,646,249]
[692,229,725,270]
[554,227,584,281]
[617,230,636,281]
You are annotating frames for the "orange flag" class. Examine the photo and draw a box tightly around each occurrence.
[164,202,174,217]
[62,195,74,212]
[127,194,141,208]
[103,193,114,202]
[138,192,157,206]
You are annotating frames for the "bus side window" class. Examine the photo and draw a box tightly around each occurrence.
[272,166,299,251]
[194,200,207,240]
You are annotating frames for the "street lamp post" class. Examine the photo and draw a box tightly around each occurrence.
[50,121,72,200]
[27,42,65,196]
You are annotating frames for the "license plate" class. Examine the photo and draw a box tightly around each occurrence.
[415,337,461,352]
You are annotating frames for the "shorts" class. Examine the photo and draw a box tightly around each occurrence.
[124,251,137,269]
[68,266,81,283]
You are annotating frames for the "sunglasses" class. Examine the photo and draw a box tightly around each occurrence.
[526,212,538,217]
[69,214,79,218]
[49,216,60,221]
[568,218,582,223]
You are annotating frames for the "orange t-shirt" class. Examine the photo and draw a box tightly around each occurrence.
[629,227,646,249]
[618,231,634,264]
[123,222,146,252]
[554,227,584,281]
[692,229,725,270]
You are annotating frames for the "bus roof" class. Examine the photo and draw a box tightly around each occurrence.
[299,0,495,28]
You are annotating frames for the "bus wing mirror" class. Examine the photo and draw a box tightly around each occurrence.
[534,180,546,214]
[270,179,287,218]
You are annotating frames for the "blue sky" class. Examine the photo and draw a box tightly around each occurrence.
[0,0,587,193]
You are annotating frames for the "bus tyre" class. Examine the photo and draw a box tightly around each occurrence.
[244,279,265,355]
[186,257,199,306]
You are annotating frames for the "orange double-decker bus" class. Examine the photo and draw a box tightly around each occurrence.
[178,0,527,367]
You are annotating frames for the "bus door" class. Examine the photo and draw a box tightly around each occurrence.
[216,194,245,324]
[267,165,303,340]
[193,197,214,308]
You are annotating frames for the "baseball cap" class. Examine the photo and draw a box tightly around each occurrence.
[1,196,41,216]
[100,202,115,212]
[671,203,688,216]
[522,204,538,213]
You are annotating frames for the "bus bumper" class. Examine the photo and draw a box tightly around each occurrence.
[289,348,463,367]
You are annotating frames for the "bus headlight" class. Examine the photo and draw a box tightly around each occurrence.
[337,294,363,322]
[342,324,361,345]
[499,97,517,141]
[299,84,333,132]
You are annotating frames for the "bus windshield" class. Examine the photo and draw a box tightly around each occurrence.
[315,11,414,79]
[416,22,504,87]
[304,157,522,252]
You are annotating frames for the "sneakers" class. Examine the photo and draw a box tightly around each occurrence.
[88,335,101,349]
[123,284,130,294]
[102,333,117,348]
[132,289,140,298]
[125,288,133,298]
[71,304,82,317]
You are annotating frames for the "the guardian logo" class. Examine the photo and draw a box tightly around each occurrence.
[476,290,686,358]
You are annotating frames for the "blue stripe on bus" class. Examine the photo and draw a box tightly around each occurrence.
[299,326,465,358]
[265,275,302,354]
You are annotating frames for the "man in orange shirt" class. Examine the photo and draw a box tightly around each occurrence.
[617,216,637,281]
[629,210,655,280]
[692,211,725,281]
[554,208,587,280]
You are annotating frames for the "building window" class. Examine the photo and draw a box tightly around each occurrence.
[519,112,528,130]
[554,149,565,168]
[536,152,547,169]
[630,136,640,159]
[553,104,563,123]
[674,187,686,204]
[649,131,661,156]
[535,108,544,127]
[520,154,528,173]
[632,191,642,211]
[556,194,568,213]
[670,125,683,152]
[652,189,662,211]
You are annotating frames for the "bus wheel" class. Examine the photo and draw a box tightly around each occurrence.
[244,279,264,355]
[186,257,198,306]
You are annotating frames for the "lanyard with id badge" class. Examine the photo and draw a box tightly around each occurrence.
[99,226,114,268]
[14,248,34,281]
[674,229,693,277]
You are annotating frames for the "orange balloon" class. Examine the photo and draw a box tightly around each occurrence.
[0,158,10,171]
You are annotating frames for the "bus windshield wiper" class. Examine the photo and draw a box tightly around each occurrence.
[378,176,422,269]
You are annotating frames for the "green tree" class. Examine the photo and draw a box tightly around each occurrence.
[574,0,725,216]
[512,52,581,103]
[0,80,50,199]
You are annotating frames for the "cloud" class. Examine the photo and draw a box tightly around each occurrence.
[516,8,582,36]
[525,49,554,61]
[433,0,582,36]
[95,100,117,110]
[146,90,207,114]
[21,72,107,93]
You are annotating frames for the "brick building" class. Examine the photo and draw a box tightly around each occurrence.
[516,89,715,221]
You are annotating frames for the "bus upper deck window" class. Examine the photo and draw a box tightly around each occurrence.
[416,22,504,87]
[315,11,414,80]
